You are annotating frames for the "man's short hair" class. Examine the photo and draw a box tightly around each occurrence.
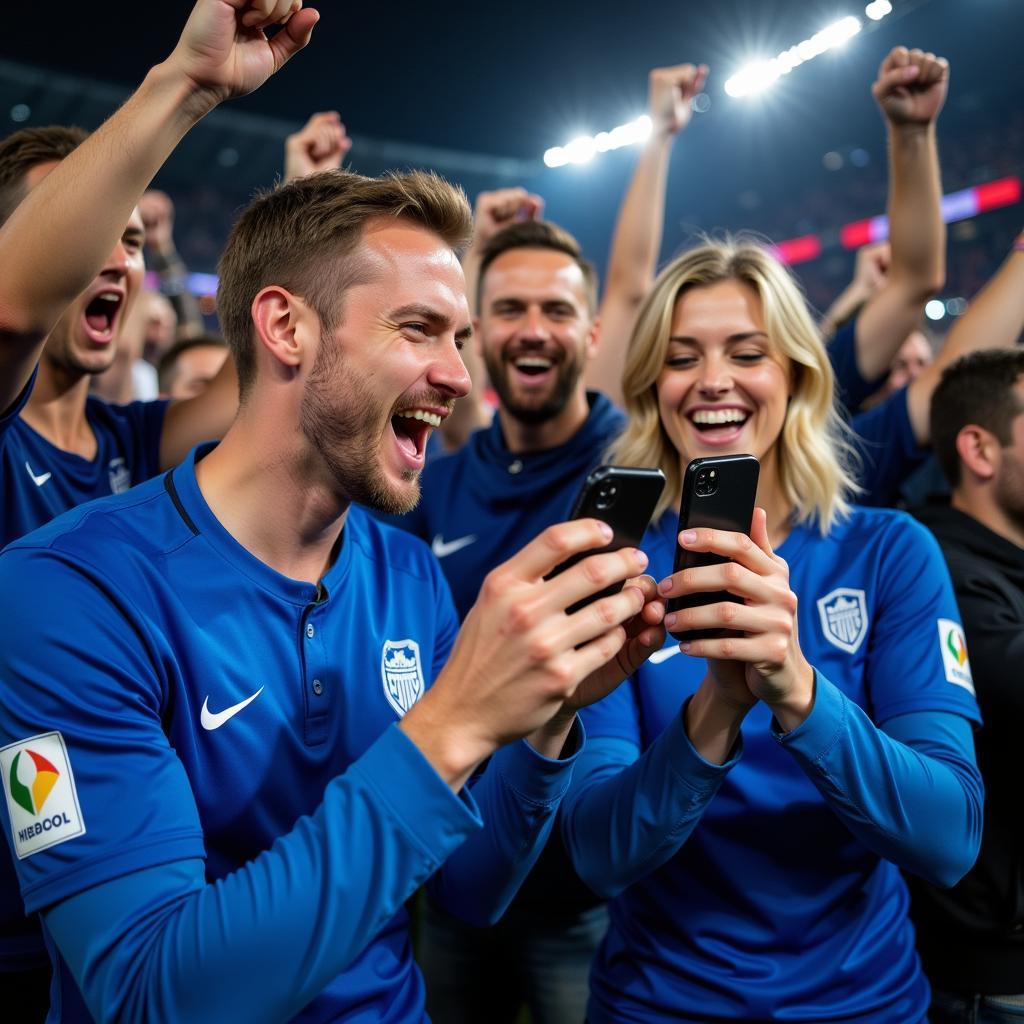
[477,220,599,315]
[157,333,228,394]
[217,169,473,399]
[931,348,1024,487]
[0,125,88,226]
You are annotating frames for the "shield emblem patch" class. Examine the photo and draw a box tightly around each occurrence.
[381,639,425,718]
[816,588,868,654]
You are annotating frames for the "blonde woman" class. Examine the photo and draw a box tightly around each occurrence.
[561,239,983,1023]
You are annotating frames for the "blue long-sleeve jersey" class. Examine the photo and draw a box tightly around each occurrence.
[0,445,580,1023]
[569,505,983,1023]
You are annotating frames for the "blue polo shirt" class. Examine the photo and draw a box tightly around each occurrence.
[0,445,580,1022]
[570,505,982,1023]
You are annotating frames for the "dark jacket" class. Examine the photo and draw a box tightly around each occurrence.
[908,501,1024,993]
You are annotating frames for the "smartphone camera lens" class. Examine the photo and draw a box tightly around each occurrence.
[595,481,618,510]
[695,468,719,498]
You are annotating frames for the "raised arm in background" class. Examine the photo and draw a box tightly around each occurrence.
[283,110,351,183]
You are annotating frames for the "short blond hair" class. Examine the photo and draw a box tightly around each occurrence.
[608,237,858,531]
[217,169,473,399]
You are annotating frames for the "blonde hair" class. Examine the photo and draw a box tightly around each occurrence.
[608,237,858,532]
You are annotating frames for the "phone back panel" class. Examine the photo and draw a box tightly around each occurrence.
[668,455,760,640]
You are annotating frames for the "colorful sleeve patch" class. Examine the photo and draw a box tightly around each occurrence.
[937,619,975,695]
[0,731,86,859]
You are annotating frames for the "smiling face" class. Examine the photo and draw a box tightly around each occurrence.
[297,219,472,514]
[656,278,791,480]
[25,160,145,378]
[477,247,597,427]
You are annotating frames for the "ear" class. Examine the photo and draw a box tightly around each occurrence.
[585,313,601,362]
[955,424,999,483]
[250,286,316,375]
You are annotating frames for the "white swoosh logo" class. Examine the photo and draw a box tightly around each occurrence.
[25,462,51,487]
[431,533,476,559]
[649,645,682,665]
[200,686,265,731]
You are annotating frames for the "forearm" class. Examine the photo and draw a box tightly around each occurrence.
[428,723,583,926]
[561,707,738,898]
[44,726,481,1024]
[777,672,982,887]
[944,243,1024,354]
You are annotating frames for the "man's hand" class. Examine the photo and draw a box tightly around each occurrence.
[471,188,544,251]
[284,111,351,182]
[400,520,651,786]
[139,190,177,257]
[872,46,949,128]
[648,63,708,137]
[853,241,891,298]
[166,0,319,107]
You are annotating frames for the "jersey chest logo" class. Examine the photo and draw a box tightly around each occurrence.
[816,587,868,654]
[381,639,425,718]
[108,457,130,494]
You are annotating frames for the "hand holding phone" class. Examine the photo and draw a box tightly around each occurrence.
[547,465,665,615]
[667,455,759,642]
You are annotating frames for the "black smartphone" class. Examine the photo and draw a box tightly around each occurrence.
[547,465,666,615]
[667,455,760,642]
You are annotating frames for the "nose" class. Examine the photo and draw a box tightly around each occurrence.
[102,239,131,278]
[429,338,472,400]
[518,305,551,342]
[697,353,733,396]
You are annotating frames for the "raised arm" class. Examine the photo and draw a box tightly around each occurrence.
[0,0,318,414]
[283,110,351,183]
[853,47,948,383]
[820,241,890,340]
[905,233,1024,442]
[586,63,707,407]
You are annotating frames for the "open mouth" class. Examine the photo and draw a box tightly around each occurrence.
[81,291,124,344]
[390,408,443,469]
[688,407,750,443]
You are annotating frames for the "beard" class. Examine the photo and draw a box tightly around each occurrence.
[995,447,1024,536]
[298,331,420,517]
[483,344,585,426]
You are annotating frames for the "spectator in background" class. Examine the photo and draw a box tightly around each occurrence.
[157,334,229,399]
[140,289,180,366]
[283,109,351,183]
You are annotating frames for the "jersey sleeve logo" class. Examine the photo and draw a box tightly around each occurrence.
[381,639,425,718]
[816,587,868,654]
[937,619,975,694]
[108,457,131,494]
[1,731,86,859]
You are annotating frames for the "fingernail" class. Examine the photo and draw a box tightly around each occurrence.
[599,523,614,540]
[658,578,672,595]
[680,642,692,653]
[664,612,677,629]
[634,550,648,569]
[680,530,697,545]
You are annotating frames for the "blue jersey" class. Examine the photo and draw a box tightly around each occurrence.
[572,506,982,1023]
[851,386,930,507]
[393,391,624,619]
[0,372,166,974]
[0,445,579,1023]
[827,318,884,414]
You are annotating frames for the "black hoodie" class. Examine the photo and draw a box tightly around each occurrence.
[907,501,1024,993]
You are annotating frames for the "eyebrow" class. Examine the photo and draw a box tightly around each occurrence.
[668,331,769,344]
[389,303,473,342]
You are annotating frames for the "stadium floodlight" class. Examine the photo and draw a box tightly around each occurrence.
[544,115,652,169]
[925,300,946,321]
[724,16,862,99]
[864,0,893,21]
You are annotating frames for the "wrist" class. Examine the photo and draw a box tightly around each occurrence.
[148,57,224,124]
[526,711,577,759]
[766,662,816,733]
[887,120,936,143]
[399,695,493,790]
[685,680,750,765]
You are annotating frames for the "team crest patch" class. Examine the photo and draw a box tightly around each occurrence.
[381,639,425,718]
[816,588,868,654]
[108,457,130,494]
[0,731,85,859]
[937,619,975,694]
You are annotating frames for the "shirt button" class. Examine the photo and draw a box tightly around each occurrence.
[306,624,315,639]
[312,679,323,696]
[508,460,523,475]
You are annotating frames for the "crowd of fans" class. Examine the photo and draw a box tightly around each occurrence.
[0,3,1022,1024]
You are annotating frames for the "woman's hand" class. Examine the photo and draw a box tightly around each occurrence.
[658,508,815,731]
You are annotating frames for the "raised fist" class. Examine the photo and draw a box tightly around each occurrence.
[471,188,544,249]
[284,111,352,182]
[649,63,708,136]
[872,47,949,128]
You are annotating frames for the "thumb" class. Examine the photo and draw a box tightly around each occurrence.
[749,506,773,558]
[269,7,319,69]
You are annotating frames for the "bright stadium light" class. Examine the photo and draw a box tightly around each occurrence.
[865,0,893,21]
[925,300,947,321]
[544,115,653,169]
[724,16,862,99]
